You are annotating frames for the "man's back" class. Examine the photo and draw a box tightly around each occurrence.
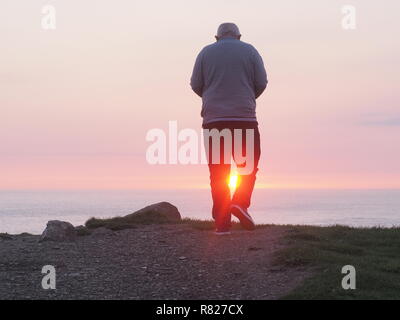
[190,23,267,234]
[191,38,267,125]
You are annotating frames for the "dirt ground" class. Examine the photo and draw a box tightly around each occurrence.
[0,224,310,300]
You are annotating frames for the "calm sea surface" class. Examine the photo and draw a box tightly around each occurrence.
[1,189,399,234]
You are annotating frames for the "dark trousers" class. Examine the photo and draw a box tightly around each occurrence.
[203,121,261,230]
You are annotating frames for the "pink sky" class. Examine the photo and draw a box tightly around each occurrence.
[1,0,400,190]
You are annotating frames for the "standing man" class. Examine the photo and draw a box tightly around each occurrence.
[190,23,268,235]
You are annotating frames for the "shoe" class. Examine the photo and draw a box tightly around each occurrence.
[231,205,256,231]
[214,229,231,236]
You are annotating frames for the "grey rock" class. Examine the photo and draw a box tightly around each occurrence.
[125,202,181,223]
[40,220,77,242]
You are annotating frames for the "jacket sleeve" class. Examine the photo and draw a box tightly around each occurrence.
[253,49,268,99]
[190,50,204,97]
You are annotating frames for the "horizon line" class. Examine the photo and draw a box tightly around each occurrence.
[1,187,400,192]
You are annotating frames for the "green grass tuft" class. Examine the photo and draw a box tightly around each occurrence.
[181,218,273,231]
[86,211,181,231]
[275,225,400,300]
[75,226,92,236]
[0,233,13,240]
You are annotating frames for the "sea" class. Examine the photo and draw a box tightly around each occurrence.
[1,189,399,234]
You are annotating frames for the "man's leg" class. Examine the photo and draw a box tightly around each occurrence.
[232,127,261,210]
[204,125,233,231]
[208,163,231,231]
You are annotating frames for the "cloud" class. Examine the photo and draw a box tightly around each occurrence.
[359,113,400,127]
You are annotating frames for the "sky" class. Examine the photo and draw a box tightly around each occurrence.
[1,0,400,190]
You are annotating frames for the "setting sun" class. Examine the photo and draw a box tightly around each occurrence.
[228,173,240,190]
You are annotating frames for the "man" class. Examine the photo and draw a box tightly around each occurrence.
[190,23,268,235]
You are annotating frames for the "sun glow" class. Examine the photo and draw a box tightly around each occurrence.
[228,173,240,190]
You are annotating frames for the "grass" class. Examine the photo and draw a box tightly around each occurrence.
[85,211,179,231]
[85,215,269,232]
[274,225,400,300]
[75,226,92,236]
[0,233,13,240]
[181,218,275,231]
[181,218,251,231]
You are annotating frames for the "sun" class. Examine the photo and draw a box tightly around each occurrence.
[228,173,240,190]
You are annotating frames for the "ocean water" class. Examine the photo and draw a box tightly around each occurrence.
[0,189,399,234]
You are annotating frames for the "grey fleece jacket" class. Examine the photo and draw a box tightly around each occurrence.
[190,38,268,125]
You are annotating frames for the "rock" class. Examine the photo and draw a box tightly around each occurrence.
[91,227,113,236]
[40,220,77,242]
[125,202,181,223]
